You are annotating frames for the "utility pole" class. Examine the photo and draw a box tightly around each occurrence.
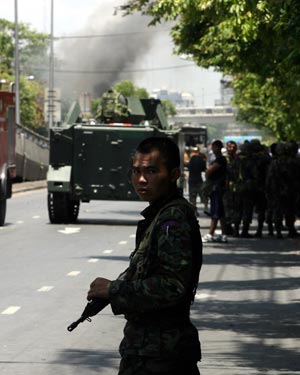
[48,0,54,129]
[14,0,20,124]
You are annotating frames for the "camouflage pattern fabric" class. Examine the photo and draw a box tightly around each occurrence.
[266,151,297,228]
[96,90,130,123]
[223,153,243,225]
[109,196,202,371]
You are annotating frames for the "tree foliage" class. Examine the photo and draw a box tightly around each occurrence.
[120,0,300,140]
[0,18,49,130]
[161,99,176,117]
[112,80,149,98]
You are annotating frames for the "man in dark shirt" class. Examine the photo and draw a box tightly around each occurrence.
[188,147,207,216]
[87,136,202,375]
[203,139,228,243]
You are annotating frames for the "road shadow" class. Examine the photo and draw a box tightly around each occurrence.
[192,232,300,373]
[76,218,138,226]
[192,297,300,372]
[51,349,119,373]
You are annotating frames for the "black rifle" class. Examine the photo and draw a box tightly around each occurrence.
[67,298,109,332]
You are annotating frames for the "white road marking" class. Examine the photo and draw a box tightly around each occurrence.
[16,220,24,224]
[195,292,217,300]
[1,306,21,315]
[103,249,113,254]
[37,286,54,292]
[88,258,99,263]
[32,215,40,219]
[67,271,81,276]
[129,234,136,238]
[118,241,127,245]
[58,227,81,234]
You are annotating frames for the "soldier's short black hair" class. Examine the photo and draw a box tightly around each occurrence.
[212,139,223,149]
[135,136,180,171]
[226,140,237,147]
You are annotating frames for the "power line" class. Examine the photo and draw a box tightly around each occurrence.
[33,63,196,74]
[55,29,171,40]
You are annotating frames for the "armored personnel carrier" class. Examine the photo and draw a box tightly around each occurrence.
[47,96,184,223]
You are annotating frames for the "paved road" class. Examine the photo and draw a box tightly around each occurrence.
[0,185,299,374]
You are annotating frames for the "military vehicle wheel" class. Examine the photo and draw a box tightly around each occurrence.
[0,198,7,226]
[48,193,80,224]
[68,199,80,223]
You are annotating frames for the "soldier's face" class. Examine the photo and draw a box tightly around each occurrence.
[227,142,237,155]
[131,150,180,204]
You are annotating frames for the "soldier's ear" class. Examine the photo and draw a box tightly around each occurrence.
[170,167,181,182]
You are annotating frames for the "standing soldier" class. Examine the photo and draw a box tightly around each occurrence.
[238,142,257,238]
[96,88,130,123]
[202,140,228,243]
[251,140,271,237]
[266,142,298,238]
[87,137,202,375]
[223,140,242,236]
[187,146,207,216]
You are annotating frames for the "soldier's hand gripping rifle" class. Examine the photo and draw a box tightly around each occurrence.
[67,298,109,332]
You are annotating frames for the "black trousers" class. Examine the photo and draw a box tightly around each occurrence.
[118,356,200,375]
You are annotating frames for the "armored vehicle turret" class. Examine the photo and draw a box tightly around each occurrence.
[47,96,184,223]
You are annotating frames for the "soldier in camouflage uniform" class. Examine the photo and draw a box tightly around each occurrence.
[250,140,271,237]
[88,137,202,375]
[266,142,299,238]
[237,142,258,237]
[223,140,242,236]
[96,88,130,123]
[187,147,207,216]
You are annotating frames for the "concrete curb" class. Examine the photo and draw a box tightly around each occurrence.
[12,180,47,193]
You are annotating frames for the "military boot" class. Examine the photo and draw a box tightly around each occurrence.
[225,223,234,235]
[288,226,299,238]
[255,220,264,238]
[268,223,274,236]
[233,223,240,237]
[241,222,252,238]
[275,223,283,239]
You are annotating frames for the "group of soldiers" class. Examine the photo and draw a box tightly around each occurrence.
[186,139,300,239]
[219,139,300,239]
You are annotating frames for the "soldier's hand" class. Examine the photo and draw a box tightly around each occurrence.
[87,277,111,300]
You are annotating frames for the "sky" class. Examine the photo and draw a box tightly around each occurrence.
[1,0,223,106]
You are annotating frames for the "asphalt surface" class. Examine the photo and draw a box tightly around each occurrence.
[3,182,300,375]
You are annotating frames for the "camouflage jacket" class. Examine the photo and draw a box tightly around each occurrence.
[109,194,202,360]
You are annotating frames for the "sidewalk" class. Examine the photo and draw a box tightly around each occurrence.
[12,180,47,194]
[194,204,300,375]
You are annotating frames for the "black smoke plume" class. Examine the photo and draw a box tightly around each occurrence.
[55,3,164,99]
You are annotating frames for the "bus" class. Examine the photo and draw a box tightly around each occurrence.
[180,124,208,147]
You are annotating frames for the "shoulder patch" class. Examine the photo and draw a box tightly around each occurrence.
[161,220,180,230]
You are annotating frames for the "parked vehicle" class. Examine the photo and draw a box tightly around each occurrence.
[0,89,16,226]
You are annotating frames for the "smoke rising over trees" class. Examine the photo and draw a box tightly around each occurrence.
[55,3,165,99]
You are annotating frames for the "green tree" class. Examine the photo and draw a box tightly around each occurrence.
[19,77,45,131]
[120,0,300,140]
[161,99,176,117]
[0,18,49,130]
[112,80,149,98]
